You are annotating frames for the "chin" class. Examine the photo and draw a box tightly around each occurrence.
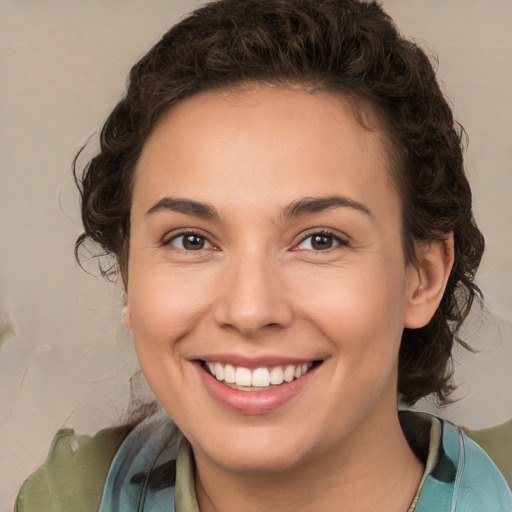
[197,437,312,475]
[181,413,329,477]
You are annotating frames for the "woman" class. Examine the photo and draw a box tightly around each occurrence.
[16,0,512,510]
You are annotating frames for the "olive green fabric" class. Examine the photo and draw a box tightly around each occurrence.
[465,420,512,488]
[15,425,131,512]
[175,438,200,512]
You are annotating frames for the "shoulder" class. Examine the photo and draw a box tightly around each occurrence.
[16,411,185,512]
[454,422,512,511]
[413,413,512,512]
[15,424,132,512]
[464,419,512,488]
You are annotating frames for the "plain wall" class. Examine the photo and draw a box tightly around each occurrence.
[1,0,511,507]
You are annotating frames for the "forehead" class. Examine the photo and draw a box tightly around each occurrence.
[132,85,399,218]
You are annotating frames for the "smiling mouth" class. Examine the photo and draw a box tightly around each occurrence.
[201,360,322,391]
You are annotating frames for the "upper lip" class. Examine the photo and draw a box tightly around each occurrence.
[192,353,322,369]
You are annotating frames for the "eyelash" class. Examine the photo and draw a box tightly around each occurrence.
[162,229,349,253]
[294,230,349,252]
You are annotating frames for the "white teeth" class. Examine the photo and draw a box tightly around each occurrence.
[269,366,284,385]
[283,365,295,382]
[214,362,224,381]
[235,367,252,386]
[252,367,270,387]
[205,361,314,388]
[224,364,236,383]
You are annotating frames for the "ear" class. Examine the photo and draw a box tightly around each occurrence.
[404,233,454,329]
[122,304,132,330]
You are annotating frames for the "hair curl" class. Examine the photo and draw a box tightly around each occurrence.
[75,0,484,405]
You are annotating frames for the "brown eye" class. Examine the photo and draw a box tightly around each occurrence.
[296,231,347,251]
[183,234,205,250]
[311,234,333,250]
[168,233,211,250]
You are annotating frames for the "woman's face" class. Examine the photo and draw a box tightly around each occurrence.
[125,86,420,473]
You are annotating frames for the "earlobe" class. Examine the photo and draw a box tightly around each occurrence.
[122,305,132,330]
[404,233,454,329]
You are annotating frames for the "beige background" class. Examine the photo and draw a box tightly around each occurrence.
[1,0,511,508]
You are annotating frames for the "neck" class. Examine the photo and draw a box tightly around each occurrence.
[193,408,424,512]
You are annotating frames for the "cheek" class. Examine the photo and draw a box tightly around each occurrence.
[126,267,212,413]
[127,264,214,355]
[292,262,408,361]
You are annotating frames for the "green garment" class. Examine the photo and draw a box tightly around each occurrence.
[15,415,512,511]
[15,425,131,512]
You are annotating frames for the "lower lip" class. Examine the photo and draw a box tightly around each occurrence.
[196,362,317,415]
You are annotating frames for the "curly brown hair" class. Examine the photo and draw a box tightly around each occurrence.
[75,0,484,406]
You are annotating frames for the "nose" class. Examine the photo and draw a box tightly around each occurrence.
[212,252,293,338]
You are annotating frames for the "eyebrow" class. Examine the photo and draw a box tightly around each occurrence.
[146,194,372,221]
[282,195,372,219]
[146,197,220,219]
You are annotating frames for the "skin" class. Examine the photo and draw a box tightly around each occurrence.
[124,86,453,511]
